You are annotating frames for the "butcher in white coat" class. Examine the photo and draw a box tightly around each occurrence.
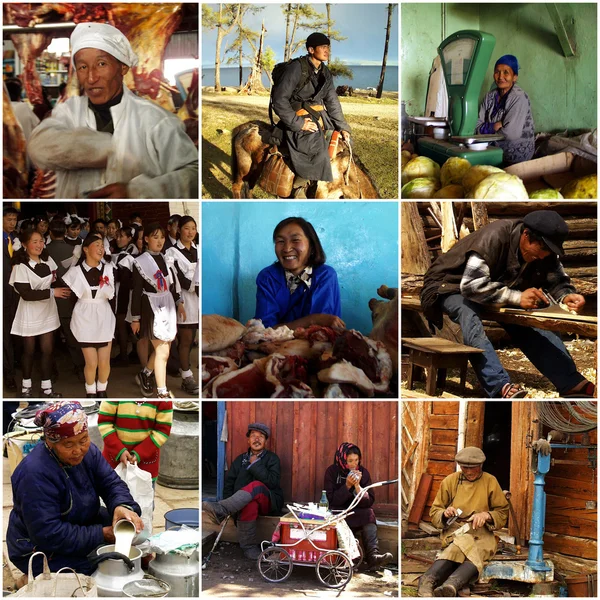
[28,22,198,199]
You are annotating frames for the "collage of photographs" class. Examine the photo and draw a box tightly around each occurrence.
[0,0,598,599]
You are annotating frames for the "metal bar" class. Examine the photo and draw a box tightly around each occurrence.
[526,453,552,572]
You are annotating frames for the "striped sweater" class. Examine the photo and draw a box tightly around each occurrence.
[98,401,173,479]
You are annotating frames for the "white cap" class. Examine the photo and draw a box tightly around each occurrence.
[71,22,138,68]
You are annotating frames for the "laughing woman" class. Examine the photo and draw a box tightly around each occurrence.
[255,217,344,330]
[475,54,535,165]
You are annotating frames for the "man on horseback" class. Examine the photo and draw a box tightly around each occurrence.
[271,33,351,198]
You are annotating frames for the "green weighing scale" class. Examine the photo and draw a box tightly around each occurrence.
[408,30,504,166]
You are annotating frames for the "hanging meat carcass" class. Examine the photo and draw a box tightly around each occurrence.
[3,85,28,198]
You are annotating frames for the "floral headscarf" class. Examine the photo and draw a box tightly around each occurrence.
[34,401,88,442]
[334,442,362,475]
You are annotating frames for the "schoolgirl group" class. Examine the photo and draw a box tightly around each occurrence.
[3,206,199,399]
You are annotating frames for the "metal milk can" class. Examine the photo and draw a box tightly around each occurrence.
[148,548,199,597]
[91,545,144,597]
[157,404,199,489]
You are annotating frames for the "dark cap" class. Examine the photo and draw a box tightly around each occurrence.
[455,447,486,466]
[246,422,270,440]
[306,32,330,50]
[522,210,569,256]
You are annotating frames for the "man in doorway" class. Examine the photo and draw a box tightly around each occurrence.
[272,32,351,198]
[420,210,594,398]
[418,447,509,597]
[202,422,284,559]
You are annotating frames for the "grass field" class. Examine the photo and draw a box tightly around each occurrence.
[202,92,398,199]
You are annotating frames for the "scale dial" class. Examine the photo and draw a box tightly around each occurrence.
[442,38,477,85]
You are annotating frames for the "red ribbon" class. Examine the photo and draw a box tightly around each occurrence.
[154,270,167,292]
[99,275,110,288]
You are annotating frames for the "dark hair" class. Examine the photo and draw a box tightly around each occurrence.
[346,445,361,459]
[143,222,166,250]
[5,78,22,102]
[177,216,197,239]
[58,82,67,94]
[49,220,66,238]
[33,215,49,228]
[524,227,550,251]
[272,217,326,267]
[90,218,106,234]
[65,216,83,228]
[11,230,49,266]
[168,214,181,226]
[107,218,120,228]
[77,234,103,266]
[118,226,134,239]
[19,219,35,234]
[129,212,142,222]
[3,206,19,217]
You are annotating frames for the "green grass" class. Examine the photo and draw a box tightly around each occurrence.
[202,97,398,199]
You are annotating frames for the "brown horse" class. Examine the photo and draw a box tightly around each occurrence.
[231,120,380,199]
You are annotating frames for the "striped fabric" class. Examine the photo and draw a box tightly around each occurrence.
[98,401,173,479]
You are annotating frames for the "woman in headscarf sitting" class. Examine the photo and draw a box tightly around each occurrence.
[7,401,144,578]
[324,442,392,570]
[475,54,535,164]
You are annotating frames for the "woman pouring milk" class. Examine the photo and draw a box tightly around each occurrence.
[6,402,143,579]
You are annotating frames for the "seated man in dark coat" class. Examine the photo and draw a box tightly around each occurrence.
[420,210,594,399]
[203,422,284,559]
[324,442,392,570]
[272,32,351,198]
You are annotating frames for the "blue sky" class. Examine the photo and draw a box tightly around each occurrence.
[202,3,398,67]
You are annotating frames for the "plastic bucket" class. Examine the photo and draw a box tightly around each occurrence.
[164,508,199,530]
[567,573,597,597]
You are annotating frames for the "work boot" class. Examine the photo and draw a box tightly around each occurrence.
[181,375,200,395]
[202,489,252,524]
[433,560,479,597]
[361,523,393,570]
[237,519,262,560]
[418,560,460,597]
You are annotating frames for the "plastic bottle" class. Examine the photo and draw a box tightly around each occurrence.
[318,490,329,511]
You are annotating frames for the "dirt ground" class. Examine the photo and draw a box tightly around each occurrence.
[401,337,597,398]
[202,540,399,598]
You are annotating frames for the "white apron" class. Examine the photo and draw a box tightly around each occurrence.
[133,253,178,341]
[166,242,199,325]
[63,262,116,343]
[9,257,60,337]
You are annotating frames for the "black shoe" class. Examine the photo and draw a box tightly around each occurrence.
[41,390,63,398]
[86,393,97,398]
[434,561,479,597]
[181,375,200,395]
[5,377,17,392]
[135,370,154,397]
[96,391,108,398]
[418,560,460,597]
[20,388,33,398]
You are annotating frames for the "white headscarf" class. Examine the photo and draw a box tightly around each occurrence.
[71,22,138,68]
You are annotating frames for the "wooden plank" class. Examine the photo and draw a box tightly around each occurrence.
[408,473,433,525]
[428,445,457,461]
[543,532,598,560]
[426,460,455,477]
[545,475,596,500]
[401,389,461,399]
[402,337,486,354]
[429,414,459,430]
[545,514,597,539]
[432,401,460,415]
[547,462,597,483]
[498,306,598,323]
[402,202,431,274]
[546,495,598,521]
[431,429,458,446]
[465,400,485,448]
[402,440,419,470]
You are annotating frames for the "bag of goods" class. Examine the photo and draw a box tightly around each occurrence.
[561,175,597,199]
[468,172,529,199]
[401,177,441,198]
[433,184,465,199]
[441,157,471,187]
[401,156,440,186]
[462,164,504,194]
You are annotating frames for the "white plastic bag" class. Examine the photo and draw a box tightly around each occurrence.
[115,462,154,536]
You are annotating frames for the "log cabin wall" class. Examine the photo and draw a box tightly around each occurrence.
[225,401,398,514]
[543,426,597,559]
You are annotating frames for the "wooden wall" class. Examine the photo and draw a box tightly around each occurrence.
[225,401,398,514]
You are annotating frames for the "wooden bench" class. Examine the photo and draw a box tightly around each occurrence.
[401,337,485,397]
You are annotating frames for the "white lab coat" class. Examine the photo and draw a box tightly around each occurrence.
[28,85,198,199]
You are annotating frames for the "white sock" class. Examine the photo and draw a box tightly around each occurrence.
[181,369,193,379]
[85,382,97,394]
[97,380,108,392]
[157,386,167,395]
[143,367,153,376]
[22,378,32,393]
[41,379,52,395]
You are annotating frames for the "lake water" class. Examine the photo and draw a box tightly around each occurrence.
[202,65,398,92]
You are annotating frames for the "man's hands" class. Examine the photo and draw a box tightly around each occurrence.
[341,130,350,142]
[103,526,115,543]
[313,313,346,330]
[493,122,503,132]
[112,505,144,533]
[301,118,318,133]
[562,293,585,313]
[443,506,459,519]
[120,450,137,466]
[470,512,491,529]
[87,183,129,199]
[520,288,549,309]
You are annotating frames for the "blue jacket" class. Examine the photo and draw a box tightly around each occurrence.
[255,262,341,328]
[7,442,141,575]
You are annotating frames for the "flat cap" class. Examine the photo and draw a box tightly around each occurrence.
[523,210,569,257]
[306,32,330,50]
[455,447,486,465]
[246,422,270,440]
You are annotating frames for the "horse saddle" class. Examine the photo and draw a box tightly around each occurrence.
[258,130,343,198]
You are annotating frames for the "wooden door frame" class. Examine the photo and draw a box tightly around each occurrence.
[463,401,537,541]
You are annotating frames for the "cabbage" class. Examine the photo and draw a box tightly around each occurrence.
[441,157,471,187]
[561,175,597,199]
[433,184,465,199]
[401,156,440,186]
[469,173,529,199]
[401,150,413,170]
[529,189,564,199]
[401,177,441,199]
[462,165,504,193]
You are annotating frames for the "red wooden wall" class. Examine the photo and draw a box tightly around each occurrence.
[225,401,398,513]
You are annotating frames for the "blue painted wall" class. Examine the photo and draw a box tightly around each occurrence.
[202,202,399,335]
